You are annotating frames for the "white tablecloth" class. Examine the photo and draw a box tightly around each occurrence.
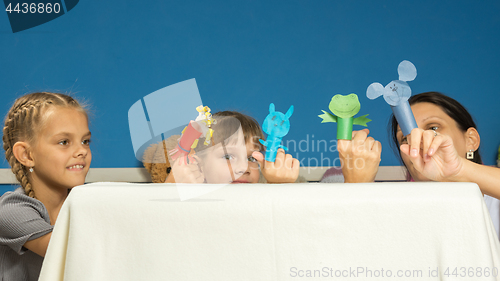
[39,182,500,281]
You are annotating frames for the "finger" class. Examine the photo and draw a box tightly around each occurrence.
[291,158,300,178]
[427,134,446,157]
[352,128,369,139]
[171,157,182,167]
[400,144,410,157]
[352,129,368,143]
[273,148,286,168]
[422,130,435,159]
[252,151,265,168]
[364,137,375,152]
[369,137,378,151]
[190,172,204,184]
[284,153,293,170]
[373,141,382,155]
[188,163,201,172]
[337,139,350,154]
[406,134,425,172]
[409,128,424,158]
[371,140,382,162]
[275,148,286,161]
[194,172,205,183]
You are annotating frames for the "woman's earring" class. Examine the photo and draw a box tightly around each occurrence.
[29,167,34,173]
[466,150,474,160]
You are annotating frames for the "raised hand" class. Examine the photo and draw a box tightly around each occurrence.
[338,129,381,183]
[165,157,205,184]
[400,128,464,181]
[252,148,300,183]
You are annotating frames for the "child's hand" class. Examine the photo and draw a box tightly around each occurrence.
[338,129,381,183]
[400,128,464,181]
[164,158,205,184]
[252,148,300,183]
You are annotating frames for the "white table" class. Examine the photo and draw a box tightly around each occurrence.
[39,182,500,281]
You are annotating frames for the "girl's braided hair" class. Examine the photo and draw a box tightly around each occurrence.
[2,92,87,198]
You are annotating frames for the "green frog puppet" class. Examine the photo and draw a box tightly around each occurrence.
[318,93,371,140]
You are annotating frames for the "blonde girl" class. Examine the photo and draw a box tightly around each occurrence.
[0,92,91,281]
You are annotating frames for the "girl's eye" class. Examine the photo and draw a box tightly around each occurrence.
[82,139,91,146]
[248,156,257,163]
[400,136,408,144]
[223,154,234,160]
[430,126,438,131]
[58,140,69,145]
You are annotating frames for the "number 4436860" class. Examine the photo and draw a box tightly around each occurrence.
[5,2,62,14]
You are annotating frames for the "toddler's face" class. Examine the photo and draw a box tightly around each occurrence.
[235,138,260,184]
[197,131,260,184]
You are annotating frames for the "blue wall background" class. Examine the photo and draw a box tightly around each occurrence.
[1,0,500,172]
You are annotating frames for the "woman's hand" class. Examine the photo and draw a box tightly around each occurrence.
[400,128,465,181]
[252,148,300,183]
[338,129,381,183]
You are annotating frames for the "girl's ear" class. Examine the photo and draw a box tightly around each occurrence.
[12,141,35,167]
[465,127,480,151]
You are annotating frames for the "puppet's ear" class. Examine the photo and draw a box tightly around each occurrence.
[366,82,385,100]
[398,60,417,82]
[285,105,294,119]
[269,103,275,113]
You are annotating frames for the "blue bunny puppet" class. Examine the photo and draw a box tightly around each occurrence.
[260,103,294,162]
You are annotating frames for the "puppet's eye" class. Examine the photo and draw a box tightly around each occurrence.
[272,116,276,121]
[280,120,285,126]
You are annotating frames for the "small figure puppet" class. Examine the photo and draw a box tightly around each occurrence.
[169,105,215,164]
[318,93,371,140]
[260,103,294,162]
[366,60,418,136]
[195,105,216,145]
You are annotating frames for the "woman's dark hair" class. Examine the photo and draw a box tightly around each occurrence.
[389,91,482,167]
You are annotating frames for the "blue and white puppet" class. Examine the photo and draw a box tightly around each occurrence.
[366,60,418,136]
[260,103,294,162]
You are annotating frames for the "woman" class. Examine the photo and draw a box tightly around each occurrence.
[389,92,499,196]
[335,91,500,236]
[389,91,500,236]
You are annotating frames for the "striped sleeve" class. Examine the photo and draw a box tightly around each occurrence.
[0,189,53,255]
